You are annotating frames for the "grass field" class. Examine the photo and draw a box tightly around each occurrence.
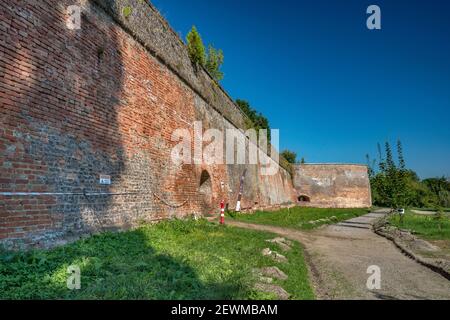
[389,211,450,240]
[0,219,314,300]
[228,207,370,230]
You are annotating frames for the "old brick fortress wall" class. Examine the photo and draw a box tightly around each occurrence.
[0,0,296,248]
[293,164,372,208]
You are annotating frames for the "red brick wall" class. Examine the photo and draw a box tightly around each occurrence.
[0,0,296,249]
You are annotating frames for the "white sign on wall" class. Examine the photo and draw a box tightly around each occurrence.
[99,175,111,185]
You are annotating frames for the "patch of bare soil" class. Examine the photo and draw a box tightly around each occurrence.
[411,210,438,216]
[376,225,450,278]
[227,209,450,300]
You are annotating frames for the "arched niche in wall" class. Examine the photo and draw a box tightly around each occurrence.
[298,195,311,203]
[199,170,213,214]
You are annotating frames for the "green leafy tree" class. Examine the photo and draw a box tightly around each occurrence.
[397,140,406,170]
[391,140,410,207]
[205,45,224,81]
[423,177,450,208]
[186,26,206,67]
[366,154,376,179]
[384,142,405,208]
[236,99,271,141]
[369,142,404,208]
[280,150,297,164]
[367,141,449,209]
[385,142,396,172]
[372,143,394,207]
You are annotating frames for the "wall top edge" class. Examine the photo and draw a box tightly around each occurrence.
[294,163,368,168]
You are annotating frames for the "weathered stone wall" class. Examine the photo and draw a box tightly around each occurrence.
[0,0,296,248]
[293,164,372,208]
[93,0,248,131]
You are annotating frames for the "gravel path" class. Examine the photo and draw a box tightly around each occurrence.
[227,210,450,300]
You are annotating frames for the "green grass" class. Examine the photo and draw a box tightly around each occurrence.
[389,211,450,240]
[411,208,450,213]
[0,219,314,300]
[228,207,370,230]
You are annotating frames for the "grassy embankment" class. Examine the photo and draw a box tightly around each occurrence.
[0,219,314,300]
[228,207,371,230]
[389,210,450,241]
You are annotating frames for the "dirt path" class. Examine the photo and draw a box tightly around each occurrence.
[227,210,450,300]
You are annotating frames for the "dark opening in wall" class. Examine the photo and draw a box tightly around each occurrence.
[199,170,213,214]
[298,195,311,202]
[200,170,211,189]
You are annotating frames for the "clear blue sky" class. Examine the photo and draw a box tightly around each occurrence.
[151,0,450,179]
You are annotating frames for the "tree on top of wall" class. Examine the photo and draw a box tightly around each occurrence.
[236,99,271,140]
[205,45,224,82]
[186,26,206,67]
[280,150,297,164]
[186,26,225,82]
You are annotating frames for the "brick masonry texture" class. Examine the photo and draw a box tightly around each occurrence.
[0,0,296,248]
[293,164,372,208]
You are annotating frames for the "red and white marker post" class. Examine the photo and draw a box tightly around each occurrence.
[219,200,225,225]
[235,169,247,212]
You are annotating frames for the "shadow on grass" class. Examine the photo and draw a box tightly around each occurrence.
[0,228,242,300]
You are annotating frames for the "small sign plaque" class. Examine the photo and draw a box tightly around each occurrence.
[99,175,111,185]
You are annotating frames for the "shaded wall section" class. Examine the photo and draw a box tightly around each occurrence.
[0,0,296,249]
[293,164,372,208]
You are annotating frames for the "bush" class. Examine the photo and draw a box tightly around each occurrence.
[280,150,297,164]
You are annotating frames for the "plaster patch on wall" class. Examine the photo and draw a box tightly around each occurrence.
[293,164,371,208]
